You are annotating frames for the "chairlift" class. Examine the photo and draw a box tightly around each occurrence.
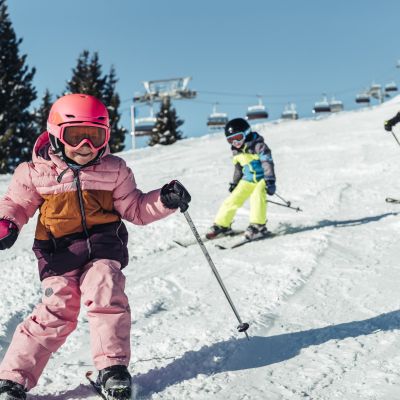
[385,81,398,93]
[368,83,383,100]
[134,77,196,103]
[134,106,157,136]
[313,95,330,113]
[281,103,298,120]
[329,97,344,113]
[207,103,228,130]
[355,92,370,104]
[246,96,269,120]
[370,83,381,92]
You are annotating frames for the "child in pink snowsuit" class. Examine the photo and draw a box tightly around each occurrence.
[0,94,191,400]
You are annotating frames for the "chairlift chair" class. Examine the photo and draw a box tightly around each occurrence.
[370,83,381,92]
[313,95,330,113]
[246,96,268,120]
[281,103,298,120]
[207,103,228,130]
[368,83,383,100]
[134,106,157,136]
[355,92,370,104]
[385,82,398,93]
[329,97,344,113]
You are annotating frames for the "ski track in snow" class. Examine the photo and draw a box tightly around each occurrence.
[1,97,400,399]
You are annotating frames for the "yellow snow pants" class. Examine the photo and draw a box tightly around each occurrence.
[214,179,267,228]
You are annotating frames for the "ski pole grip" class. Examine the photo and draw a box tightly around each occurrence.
[179,202,189,213]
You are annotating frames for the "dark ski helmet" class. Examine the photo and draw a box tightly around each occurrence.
[224,118,251,148]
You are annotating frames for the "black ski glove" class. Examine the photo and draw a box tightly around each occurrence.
[228,182,238,193]
[265,179,276,196]
[0,219,19,250]
[384,120,392,131]
[384,112,400,131]
[160,180,191,212]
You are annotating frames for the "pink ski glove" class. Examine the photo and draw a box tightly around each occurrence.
[0,219,18,250]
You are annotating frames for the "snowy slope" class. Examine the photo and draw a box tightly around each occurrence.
[2,97,400,399]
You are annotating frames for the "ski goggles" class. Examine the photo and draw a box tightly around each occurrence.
[226,132,246,147]
[226,127,250,146]
[226,132,245,143]
[59,123,110,151]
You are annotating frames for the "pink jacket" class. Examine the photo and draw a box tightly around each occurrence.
[0,132,175,279]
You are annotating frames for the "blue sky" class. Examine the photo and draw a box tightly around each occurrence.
[7,0,400,148]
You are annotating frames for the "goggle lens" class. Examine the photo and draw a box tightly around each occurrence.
[227,133,245,143]
[63,126,106,148]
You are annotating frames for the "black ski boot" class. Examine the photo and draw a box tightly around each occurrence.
[96,365,132,400]
[244,224,269,240]
[0,380,26,400]
[205,224,233,240]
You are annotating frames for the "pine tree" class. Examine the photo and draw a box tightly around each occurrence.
[34,89,53,133]
[0,0,37,173]
[66,50,106,98]
[149,97,184,146]
[103,66,126,152]
[66,51,126,152]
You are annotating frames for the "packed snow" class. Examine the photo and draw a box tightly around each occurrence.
[1,97,400,399]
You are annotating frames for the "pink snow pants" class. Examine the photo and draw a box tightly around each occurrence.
[0,259,131,390]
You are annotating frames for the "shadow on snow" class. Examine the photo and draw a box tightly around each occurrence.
[28,383,93,399]
[134,309,400,397]
[277,211,399,236]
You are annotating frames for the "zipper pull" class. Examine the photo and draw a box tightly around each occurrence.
[56,167,70,183]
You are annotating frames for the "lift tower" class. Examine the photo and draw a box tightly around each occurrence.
[131,77,196,149]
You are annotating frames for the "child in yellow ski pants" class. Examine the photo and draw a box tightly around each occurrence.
[206,118,276,240]
[214,179,267,227]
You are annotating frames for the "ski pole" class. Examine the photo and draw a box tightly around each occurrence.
[181,209,250,340]
[275,192,291,206]
[390,129,400,148]
[268,199,302,212]
[269,196,303,212]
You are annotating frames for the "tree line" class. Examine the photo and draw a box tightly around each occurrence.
[0,0,184,174]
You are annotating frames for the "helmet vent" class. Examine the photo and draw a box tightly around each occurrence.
[97,116,106,120]
[65,114,76,118]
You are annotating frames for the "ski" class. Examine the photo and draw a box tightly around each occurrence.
[386,197,400,204]
[85,371,132,400]
[86,371,107,400]
[215,232,276,250]
[173,230,244,248]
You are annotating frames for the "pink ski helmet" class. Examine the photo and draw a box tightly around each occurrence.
[47,94,110,151]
